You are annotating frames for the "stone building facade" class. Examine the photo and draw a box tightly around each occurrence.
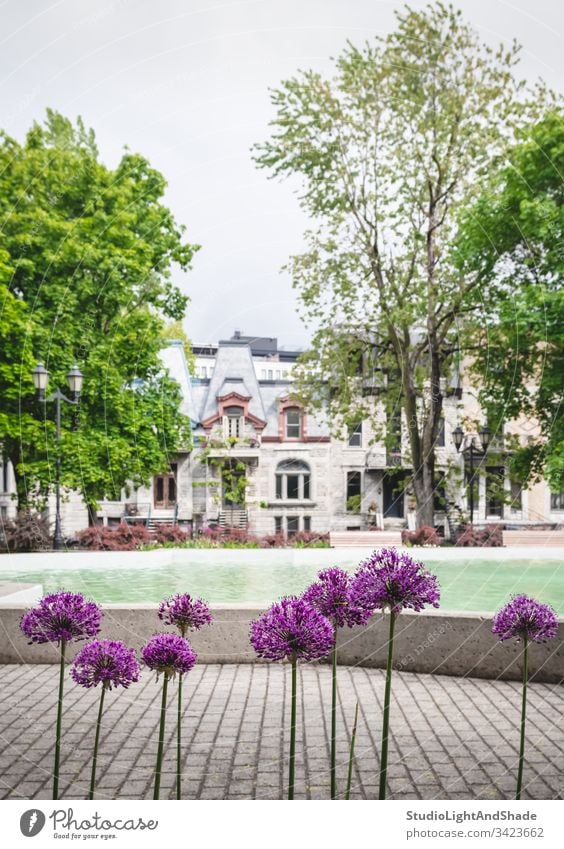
[1,331,562,537]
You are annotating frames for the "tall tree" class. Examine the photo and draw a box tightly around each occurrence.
[0,111,197,517]
[254,1,545,525]
[454,110,564,490]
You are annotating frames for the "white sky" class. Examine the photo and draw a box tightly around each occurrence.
[0,0,562,349]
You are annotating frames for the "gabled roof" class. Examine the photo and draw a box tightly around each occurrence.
[201,343,266,422]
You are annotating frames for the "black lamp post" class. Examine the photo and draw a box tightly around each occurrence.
[452,425,491,525]
[32,362,84,550]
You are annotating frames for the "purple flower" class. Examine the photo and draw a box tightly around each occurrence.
[302,567,371,629]
[350,547,440,614]
[158,593,213,636]
[71,639,140,690]
[141,633,197,678]
[20,591,102,645]
[250,596,335,662]
[492,595,558,643]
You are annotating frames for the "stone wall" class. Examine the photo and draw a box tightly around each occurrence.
[1,604,561,683]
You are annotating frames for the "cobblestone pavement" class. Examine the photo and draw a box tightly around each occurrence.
[0,664,562,801]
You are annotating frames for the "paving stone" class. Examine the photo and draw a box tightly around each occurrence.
[0,663,562,800]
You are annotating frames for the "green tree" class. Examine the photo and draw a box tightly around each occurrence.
[454,110,564,490]
[0,111,198,518]
[253,1,545,526]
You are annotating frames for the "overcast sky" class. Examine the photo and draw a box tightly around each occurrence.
[1,0,562,349]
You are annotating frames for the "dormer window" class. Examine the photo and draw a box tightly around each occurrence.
[285,409,301,439]
[224,405,244,439]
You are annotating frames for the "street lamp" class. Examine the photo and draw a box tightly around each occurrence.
[32,362,84,550]
[452,425,491,524]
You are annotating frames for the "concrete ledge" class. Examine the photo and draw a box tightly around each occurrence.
[0,604,562,683]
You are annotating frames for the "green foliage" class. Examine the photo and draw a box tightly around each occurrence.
[0,110,198,511]
[454,110,564,489]
[346,494,361,514]
[197,437,249,507]
[253,2,546,524]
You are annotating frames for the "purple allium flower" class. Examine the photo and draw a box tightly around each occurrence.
[250,596,335,662]
[492,595,558,643]
[71,639,140,690]
[302,567,371,629]
[141,633,197,678]
[350,547,440,614]
[158,593,213,636]
[20,591,102,645]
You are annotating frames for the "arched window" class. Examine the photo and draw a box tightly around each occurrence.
[275,459,311,500]
[224,406,244,439]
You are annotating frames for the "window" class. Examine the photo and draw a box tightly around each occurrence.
[433,473,447,511]
[275,516,283,533]
[287,516,299,537]
[551,491,564,510]
[436,415,445,447]
[486,466,504,517]
[303,516,311,531]
[285,409,301,439]
[268,369,273,380]
[510,479,522,511]
[346,471,362,513]
[224,406,244,439]
[348,422,362,447]
[1,455,8,494]
[275,460,311,501]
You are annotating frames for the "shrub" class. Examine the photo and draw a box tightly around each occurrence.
[290,531,331,548]
[1,510,52,552]
[76,522,151,551]
[455,524,503,547]
[260,533,287,548]
[401,525,440,547]
[152,524,191,545]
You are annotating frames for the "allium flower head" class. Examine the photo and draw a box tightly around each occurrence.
[492,595,558,643]
[20,591,102,645]
[71,639,140,690]
[141,632,197,678]
[350,547,440,614]
[302,567,371,629]
[250,596,334,662]
[158,593,212,636]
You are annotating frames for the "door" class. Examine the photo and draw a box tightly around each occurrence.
[383,471,405,518]
[154,464,177,508]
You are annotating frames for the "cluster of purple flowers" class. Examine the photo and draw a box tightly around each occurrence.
[492,594,558,643]
[71,639,140,690]
[350,547,441,614]
[250,596,335,662]
[158,593,213,636]
[302,567,370,628]
[142,632,197,677]
[20,591,102,645]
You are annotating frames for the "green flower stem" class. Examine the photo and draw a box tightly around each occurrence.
[89,684,106,800]
[516,637,528,800]
[379,611,397,801]
[53,639,66,800]
[176,673,183,800]
[153,672,169,800]
[345,702,359,801]
[288,653,297,800]
[330,641,337,800]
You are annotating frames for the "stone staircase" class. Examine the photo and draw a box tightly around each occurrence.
[218,508,248,530]
[330,530,403,548]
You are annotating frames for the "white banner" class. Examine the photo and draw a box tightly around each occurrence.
[2,800,563,849]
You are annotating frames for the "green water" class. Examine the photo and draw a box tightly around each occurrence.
[0,558,563,614]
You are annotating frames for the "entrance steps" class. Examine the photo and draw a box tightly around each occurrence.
[330,531,403,548]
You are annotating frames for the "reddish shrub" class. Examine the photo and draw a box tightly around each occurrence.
[152,524,191,545]
[290,531,331,547]
[455,524,503,547]
[401,525,441,547]
[76,522,151,551]
[260,533,287,548]
[1,510,52,552]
